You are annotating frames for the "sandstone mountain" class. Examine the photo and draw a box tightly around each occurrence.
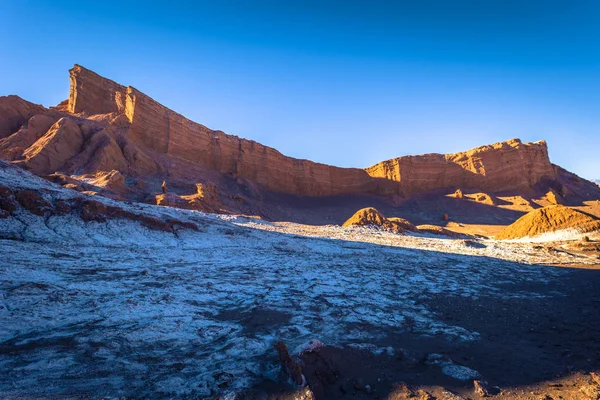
[1,65,599,224]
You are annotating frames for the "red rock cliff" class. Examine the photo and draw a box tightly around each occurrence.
[366,139,556,196]
[65,65,557,197]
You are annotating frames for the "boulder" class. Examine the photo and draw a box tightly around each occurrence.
[274,340,305,387]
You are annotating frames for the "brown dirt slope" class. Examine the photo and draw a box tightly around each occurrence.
[496,205,600,240]
[387,216,418,231]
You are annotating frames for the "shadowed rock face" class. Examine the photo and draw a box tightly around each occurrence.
[0,95,45,139]
[64,65,557,197]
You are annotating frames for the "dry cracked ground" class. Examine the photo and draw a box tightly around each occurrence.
[1,166,600,399]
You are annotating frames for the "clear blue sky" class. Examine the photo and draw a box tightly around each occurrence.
[1,0,599,179]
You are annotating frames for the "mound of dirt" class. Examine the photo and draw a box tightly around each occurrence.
[342,207,409,233]
[388,216,418,231]
[496,205,600,240]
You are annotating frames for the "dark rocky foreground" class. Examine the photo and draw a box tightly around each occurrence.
[243,264,600,400]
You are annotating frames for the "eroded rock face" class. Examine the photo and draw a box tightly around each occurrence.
[77,77,380,196]
[65,65,558,198]
[0,64,584,217]
[0,114,58,161]
[68,65,129,115]
[365,139,556,196]
[23,118,84,174]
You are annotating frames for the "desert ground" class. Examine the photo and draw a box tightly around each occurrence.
[1,164,600,399]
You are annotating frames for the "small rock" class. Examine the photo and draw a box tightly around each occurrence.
[274,340,305,387]
[474,380,491,397]
[591,371,600,386]
[440,390,466,399]
[388,383,432,399]
[387,383,413,399]
[462,240,486,249]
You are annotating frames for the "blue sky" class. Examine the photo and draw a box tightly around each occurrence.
[1,0,599,179]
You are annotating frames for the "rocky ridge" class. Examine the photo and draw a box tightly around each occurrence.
[0,65,598,220]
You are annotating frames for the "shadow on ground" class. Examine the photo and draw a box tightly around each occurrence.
[1,228,599,399]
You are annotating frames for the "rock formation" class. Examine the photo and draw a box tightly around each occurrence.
[0,113,57,161]
[0,64,598,220]
[365,138,556,196]
[387,216,418,231]
[62,65,558,197]
[0,95,45,139]
[342,207,409,233]
[23,117,84,174]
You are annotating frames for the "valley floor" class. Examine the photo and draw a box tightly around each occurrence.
[1,204,600,398]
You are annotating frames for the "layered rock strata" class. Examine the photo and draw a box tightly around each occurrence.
[62,65,557,197]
